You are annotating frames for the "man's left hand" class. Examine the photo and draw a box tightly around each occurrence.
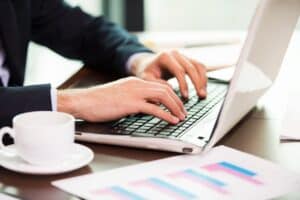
[130,50,207,99]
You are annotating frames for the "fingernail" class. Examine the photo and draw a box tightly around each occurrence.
[180,113,185,121]
[200,89,206,97]
[172,116,180,124]
[183,91,189,98]
[183,108,188,116]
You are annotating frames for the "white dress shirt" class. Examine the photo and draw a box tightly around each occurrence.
[0,40,10,86]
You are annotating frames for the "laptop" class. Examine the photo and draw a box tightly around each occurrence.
[75,0,300,154]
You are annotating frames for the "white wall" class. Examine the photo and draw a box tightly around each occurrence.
[145,0,300,31]
[66,0,102,16]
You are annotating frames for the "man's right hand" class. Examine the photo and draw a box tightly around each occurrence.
[57,77,187,124]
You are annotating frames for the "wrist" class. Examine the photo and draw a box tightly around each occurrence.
[57,90,81,118]
[128,53,156,76]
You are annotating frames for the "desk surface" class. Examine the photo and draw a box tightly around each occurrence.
[1,31,300,200]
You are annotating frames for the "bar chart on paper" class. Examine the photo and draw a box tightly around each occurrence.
[52,146,300,200]
[89,161,263,200]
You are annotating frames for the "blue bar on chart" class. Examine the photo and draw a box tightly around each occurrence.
[132,177,197,200]
[202,161,264,185]
[91,186,146,200]
[168,169,229,194]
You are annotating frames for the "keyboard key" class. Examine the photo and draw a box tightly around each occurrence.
[147,117,161,124]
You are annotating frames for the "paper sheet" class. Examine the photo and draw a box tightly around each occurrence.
[52,146,300,200]
[208,67,235,82]
[180,44,241,68]
[136,31,244,50]
[280,91,300,140]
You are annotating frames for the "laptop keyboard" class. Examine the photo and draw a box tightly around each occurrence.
[111,80,228,138]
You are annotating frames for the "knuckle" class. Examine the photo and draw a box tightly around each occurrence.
[170,49,179,55]
[201,67,208,74]
[157,89,166,98]
[197,63,207,71]
[162,84,170,92]
[159,52,169,61]
[188,65,197,72]
[176,67,185,74]
[166,86,175,96]
[126,77,141,84]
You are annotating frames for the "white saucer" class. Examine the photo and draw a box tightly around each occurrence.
[0,143,94,175]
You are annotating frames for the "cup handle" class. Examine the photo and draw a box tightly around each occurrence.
[0,127,15,150]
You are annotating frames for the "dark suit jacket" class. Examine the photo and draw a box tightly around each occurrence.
[0,0,151,127]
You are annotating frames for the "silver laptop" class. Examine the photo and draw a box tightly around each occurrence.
[75,0,300,154]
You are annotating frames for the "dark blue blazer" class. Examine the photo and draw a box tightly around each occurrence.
[0,0,150,127]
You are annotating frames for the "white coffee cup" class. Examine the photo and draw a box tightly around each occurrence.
[0,111,75,166]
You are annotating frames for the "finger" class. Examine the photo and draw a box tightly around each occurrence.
[140,103,180,124]
[164,84,187,115]
[159,53,189,98]
[172,51,204,97]
[141,72,185,113]
[189,58,208,97]
[197,67,208,97]
[144,81,187,116]
[147,88,186,121]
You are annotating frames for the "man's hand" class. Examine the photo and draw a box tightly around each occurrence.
[57,77,187,124]
[130,50,208,99]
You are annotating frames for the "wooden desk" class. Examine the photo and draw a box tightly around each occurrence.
[2,31,300,199]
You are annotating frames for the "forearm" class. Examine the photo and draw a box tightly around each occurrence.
[57,89,82,119]
[57,88,105,122]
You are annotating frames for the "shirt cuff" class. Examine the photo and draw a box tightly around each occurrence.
[126,52,154,74]
[50,87,57,111]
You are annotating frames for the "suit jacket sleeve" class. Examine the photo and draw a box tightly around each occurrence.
[31,0,152,75]
[0,84,52,127]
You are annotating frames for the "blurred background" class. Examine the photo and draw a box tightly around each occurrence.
[25,0,300,86]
